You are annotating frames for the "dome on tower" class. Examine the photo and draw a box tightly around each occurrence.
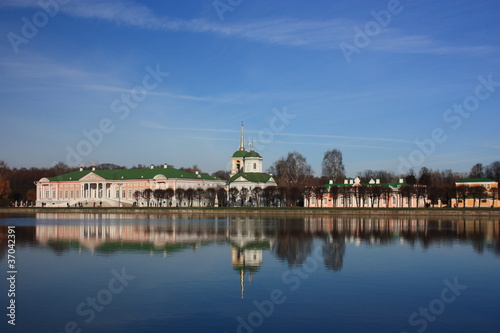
[232,150,248,158]
[245,150,261,158]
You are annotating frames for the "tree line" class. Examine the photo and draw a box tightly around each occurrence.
[267,151,499,207]
[0,153,499,207]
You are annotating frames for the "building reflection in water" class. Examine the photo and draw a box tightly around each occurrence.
[2,213,497,297]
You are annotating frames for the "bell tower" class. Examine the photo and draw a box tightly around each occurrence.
[231,122,247,175]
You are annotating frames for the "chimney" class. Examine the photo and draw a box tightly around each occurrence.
[399,178,404,183]
[376,178,380,184]
[150,164,154,169]
[329,180,333,185]
[163,163,168,169]
[79,167,83,172]
[91,166,95,171]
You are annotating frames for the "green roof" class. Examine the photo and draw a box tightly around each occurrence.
[229,172,274,184]
[245,150,262,158]
[324,182,407,190]
[46,167,222,182]
[456,178,496,183]
[232,150,248,157]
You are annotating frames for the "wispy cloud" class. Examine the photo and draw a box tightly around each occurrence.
[3,0,491,55]
[140,121,412,146]
[181,135,408,151]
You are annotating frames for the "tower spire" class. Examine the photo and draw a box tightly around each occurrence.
[239,121,245,151]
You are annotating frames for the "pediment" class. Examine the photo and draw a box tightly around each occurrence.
[231,176,246,183]
[79,172,105,181]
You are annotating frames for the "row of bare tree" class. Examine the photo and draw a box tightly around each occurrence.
[131,186,306,207]
[305,183,498,208]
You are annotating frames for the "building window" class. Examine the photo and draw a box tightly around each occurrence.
[76,190,80,198]
[65,191,68,199]
[128,190,132,198]
[52,191,56,198]
[70,190,74,198]
[253,163,256,170]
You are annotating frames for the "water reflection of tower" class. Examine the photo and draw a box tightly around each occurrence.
[229,218,274,299]
[232,247,262,299]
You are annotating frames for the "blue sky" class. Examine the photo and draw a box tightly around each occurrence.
[0,0,499,176]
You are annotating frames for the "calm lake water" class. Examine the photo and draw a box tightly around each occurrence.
[1,213,499,333]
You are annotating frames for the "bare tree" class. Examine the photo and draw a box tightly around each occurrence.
[303,187,313,207]
[382,186,392,207]
[455,186,467,208]
[268,151,313,188]
[469,163,484,178]
[133,190,141,206]
[368,185,383,207]
[216,187,227,207]
[175,188,185,207]
[277,187,287,207]
[415,185,427,208]
[485,161,500,183]
[288,187,302,206]
[250,187,263,207]
[165,188,174,206]
[322,149,345,183]
[0,175,12,206]
[153,189,166,206]
[185,188,195,207]
[263,186,276,207]
[205,188,216,207]
[329,185,340,207]
[195,188,206,206]
[229,188,239,206]
[400,185,415,207]
[239,188,249,206]
[404,168,417,185]
[314,186,326,207]
[491,188,499,207]
[418,167,432,186]
[142,189,153,207]
[179,164,202,174]
[211,170,231,180]
[470,186,486,207]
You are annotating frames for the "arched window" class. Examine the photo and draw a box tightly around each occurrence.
[253,163,256,170]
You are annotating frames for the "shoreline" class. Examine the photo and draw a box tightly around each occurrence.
[2,207,500,217]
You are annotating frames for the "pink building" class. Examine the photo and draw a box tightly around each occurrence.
[35,164,226,207]
[305,177,425,208]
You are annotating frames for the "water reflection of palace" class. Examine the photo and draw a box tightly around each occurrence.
[3,215,499,271]
[1,216,499,299]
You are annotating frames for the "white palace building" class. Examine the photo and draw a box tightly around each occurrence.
[35,164,226,207]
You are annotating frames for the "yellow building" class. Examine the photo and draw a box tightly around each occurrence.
[452,178,499,208]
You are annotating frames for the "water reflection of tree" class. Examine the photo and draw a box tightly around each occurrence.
[322,233,345,272]
[0,226,7,261]
[274,231,313,267]
[0,226,38,260]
